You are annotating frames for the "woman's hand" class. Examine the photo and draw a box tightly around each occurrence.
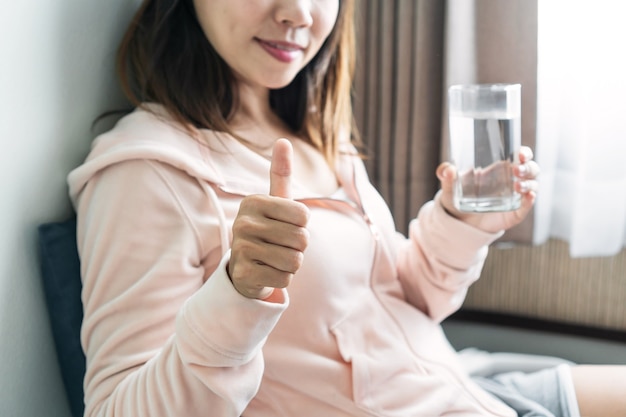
[228,139,310,300]
[436,146,540,233]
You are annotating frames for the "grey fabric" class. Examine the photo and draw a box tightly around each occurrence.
[458,348,574,378]
[473,365,579,417]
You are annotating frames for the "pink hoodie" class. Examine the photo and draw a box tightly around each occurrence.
[68,106,516,416]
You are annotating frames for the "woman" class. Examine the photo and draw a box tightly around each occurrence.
[68,0,625,416]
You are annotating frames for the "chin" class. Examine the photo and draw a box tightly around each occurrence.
[261,68,303,90]
[266,77,298,90]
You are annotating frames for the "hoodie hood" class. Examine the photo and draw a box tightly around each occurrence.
[68,105,302,207]
[68,105,360,208]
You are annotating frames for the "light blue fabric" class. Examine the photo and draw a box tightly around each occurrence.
[472,364,580,417]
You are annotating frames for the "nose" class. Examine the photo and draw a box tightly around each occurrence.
[275,0,314,28]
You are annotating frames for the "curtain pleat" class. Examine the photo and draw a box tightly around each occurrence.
[354,0,445,233]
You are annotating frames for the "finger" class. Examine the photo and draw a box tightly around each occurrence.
[248,265,294,291]
[436,162,463,215]
[238,195,310,227]
[270,138,293,199]
[260,221,310,252]
[515,161,541,179]
[515,189,537,219]
[233,211,309,250]
[231,245,301,287]
[230,265,284,300]
[516,179,539,194]
[519,146,534,163]
[231,251,299,283]
[253,244,305,275]
[228,242,301,296]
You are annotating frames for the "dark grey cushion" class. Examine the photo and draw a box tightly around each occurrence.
[38,217,85,417]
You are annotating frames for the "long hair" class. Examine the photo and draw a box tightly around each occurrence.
[117,0,357,163]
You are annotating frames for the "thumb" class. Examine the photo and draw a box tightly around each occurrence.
[269,138,293,199]
[436,162,456,194]
[436,162,459,213]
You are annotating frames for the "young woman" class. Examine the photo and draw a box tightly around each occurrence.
[68,0,625,416]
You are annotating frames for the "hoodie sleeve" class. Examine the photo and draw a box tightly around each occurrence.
[74,159,287,417]
[396,192,503,323]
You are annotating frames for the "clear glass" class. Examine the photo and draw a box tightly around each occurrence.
[448,83,522,212]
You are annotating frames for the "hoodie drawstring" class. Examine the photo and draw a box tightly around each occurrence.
[200,180,230,258]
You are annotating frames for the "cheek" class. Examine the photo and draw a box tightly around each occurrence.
[192,1,234,50]
[317,2,340,39]
[308,14,337,58]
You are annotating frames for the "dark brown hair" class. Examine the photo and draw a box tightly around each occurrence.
[117,0,357,162]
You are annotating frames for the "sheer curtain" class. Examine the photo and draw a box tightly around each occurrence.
[535,0,626,257]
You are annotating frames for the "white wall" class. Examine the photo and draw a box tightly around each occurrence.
[0,1,138,415]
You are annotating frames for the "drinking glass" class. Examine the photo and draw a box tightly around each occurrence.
[448,83,522,212]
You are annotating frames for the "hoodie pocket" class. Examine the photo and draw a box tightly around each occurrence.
[329,301,461,417]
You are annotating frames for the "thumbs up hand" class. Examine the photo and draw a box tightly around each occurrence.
[228,139,310,300]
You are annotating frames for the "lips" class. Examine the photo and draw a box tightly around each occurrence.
[256,38,305,63]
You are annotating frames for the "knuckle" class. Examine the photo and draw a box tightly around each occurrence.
[240,239,256,252]
[529,161,541,175]
[520,146,534,159]
[287,250,305,271]
[231,219,245,236]
[233,214,260,236]
[230,257,253,278]
[295,251,305,269]
[295,227,310,251]
[239,196,254,211]
[294,202,311,225]
[274,272,293,289]
[241,195,268,212]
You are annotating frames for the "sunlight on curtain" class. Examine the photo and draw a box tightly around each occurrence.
[535,0,626,257]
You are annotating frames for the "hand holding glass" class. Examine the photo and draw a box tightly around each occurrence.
[448,83,522,212]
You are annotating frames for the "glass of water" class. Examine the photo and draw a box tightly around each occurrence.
[448,83,522,212]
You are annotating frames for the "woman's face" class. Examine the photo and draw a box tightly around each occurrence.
[193,0,340,90]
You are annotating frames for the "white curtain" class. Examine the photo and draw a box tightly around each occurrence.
[535,0,626,257]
